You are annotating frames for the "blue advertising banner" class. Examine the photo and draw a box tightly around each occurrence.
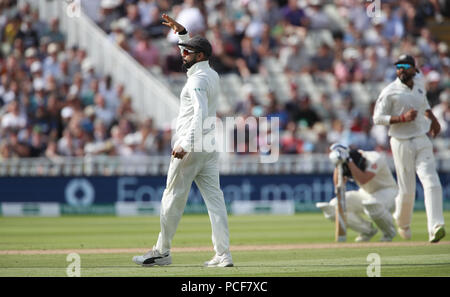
[0,174,449,214]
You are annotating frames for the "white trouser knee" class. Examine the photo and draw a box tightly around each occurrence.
[319,197,373,235]
[364,202,396,238]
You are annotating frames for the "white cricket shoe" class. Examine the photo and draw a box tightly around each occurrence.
[132,248,172,267]
[397,226,411,240]
[355,225,378,242]
[204,253,234,267]
[430,225,446,243]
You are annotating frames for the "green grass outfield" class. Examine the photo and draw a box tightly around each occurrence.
[0,211,449,277]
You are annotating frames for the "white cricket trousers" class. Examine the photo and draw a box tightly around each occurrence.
[390,135,445,237]
[325,187,396,236]
[155,152,230,256]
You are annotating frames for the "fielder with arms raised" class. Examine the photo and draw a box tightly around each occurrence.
[133,14,233,267]
[317,144,398,242]
[373,54,445,243]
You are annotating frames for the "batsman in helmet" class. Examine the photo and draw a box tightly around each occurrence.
[317,144,398,242]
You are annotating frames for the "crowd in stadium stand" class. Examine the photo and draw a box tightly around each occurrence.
[0,1,174,160]
[0,0,449,160]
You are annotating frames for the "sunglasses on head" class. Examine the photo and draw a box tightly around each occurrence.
[396,64,412,70]
[181,47,198,55]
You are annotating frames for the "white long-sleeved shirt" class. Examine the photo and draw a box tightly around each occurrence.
[173,33,219,152]
[372,73,431,139]
[357,151,397,194]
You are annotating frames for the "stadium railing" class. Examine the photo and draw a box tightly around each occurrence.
[1,154,449,176]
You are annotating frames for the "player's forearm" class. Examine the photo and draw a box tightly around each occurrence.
[424,109,436,122]
[389,115,405,124]
[373,113,412,125]
[372,114,391,126]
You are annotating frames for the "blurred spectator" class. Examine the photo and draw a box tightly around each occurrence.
[27,125,47,157]
[93,93,115,128]
[45,139,62,161]
[57,128,79,156]
[432,89,450,137]
[304,0,331,30]
[281,0,309,28]
[363,17,385,46]
[280,121,303,154]
[81,79,99,107]
[124,118,158,155]
[279,34,310,75]
[144,6,168,39]
[311,122,329,153]
[42,18,65,47]
[234,86,261,116]
[314,93,335,122]
[9,130,30,157]
[110,124,133,156]
[381,3,404,41]
[132,33,161,69]
[254,23,278,58]
[208,22,240,75]
[84,118,114,156]
[265,90,288,129]
[155,125,172,155]
[235,36,262,78]
[98,0,122,33]
[426,70,444,107]
[1,100,26,131]
[15,15,38,49]
[291,94,321,129]
[327,118,346,145]
[125,3,142,32]
[167,0,206,43]
[138,0,157,27]
[43,42,60,79]
[117,94,134,119]
[261,0,282,28]
[310,43,334,73]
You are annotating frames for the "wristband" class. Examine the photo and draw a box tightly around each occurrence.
[400,114,406,122]
[178,28,188,35]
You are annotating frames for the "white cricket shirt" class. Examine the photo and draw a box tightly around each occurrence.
[357,151,397,194]
[173,33,219,152]
[373,73,431,139]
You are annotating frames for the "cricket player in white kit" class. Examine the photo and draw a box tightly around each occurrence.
[373,54,445,243]
[133,14,233,267]
[317,146,397,242]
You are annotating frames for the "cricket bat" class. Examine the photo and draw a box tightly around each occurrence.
[335,162,347,242]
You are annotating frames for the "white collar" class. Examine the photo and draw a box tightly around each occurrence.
[187,60,209,77]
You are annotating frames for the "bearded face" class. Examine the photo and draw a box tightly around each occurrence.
[181,47,201,69]
[396,65,416,84]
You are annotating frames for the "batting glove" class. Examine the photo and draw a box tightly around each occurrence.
[329,150,344,165]
[329,143,350,162]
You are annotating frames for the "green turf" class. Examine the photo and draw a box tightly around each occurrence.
[0,211,449,277]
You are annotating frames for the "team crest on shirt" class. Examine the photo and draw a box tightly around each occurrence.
[418,89,423,94]
[371,163,377,170]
